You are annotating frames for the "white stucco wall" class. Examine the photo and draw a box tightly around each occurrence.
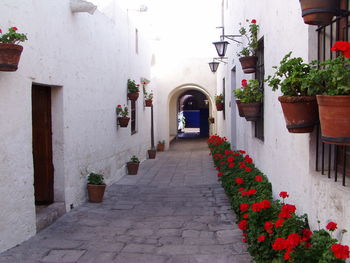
[0,0,152,252]
[218,0,350,246]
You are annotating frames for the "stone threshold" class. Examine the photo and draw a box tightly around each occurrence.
[35,202,66,232]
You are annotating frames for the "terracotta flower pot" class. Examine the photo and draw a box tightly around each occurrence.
[0,43,24,72]
[87,184,106,203]
[236,100,245,117]
[127,162,139,175]
[278,96,319,133]
[157,144,165,152]
[148,149,156,159]
[299,0,339,26]
[128,92,139,101]
[240,102,262,121]
[145,99,153,107]
[239,56,258,74]
[317,95,350,145]
[118,117,130,127]
[216,102,224,111]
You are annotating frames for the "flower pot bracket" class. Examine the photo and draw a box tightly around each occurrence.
[302,8,349,18]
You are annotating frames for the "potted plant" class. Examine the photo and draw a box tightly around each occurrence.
[237,19,259,74]
[0,27,27,72]
[157,140,165,151]
[116,104,129,127]
[304,41,350,145]
[144,90,153,107]
[127,155,140,175]
[127,79,140,101]
[148,148,156,159]
[208,117,215,124]
[233,79,263,121]
[299,0,339,26]
[87,172,106,203]
[266,52,320,133]
[215,94,224,111]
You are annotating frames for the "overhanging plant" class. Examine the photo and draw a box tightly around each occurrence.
[238,19,259,74]
[266,52,319,133]
[0,26,28,72]
[305,41,350,145]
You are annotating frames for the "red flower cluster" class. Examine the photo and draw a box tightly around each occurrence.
[331,41,350,58]
[279,191,289,199]
[241,189,257,196]
[257,235,266,242]
[235,177,244,185]
[255,176,263,182]
[238,220,248,230]
[251,19,257,24]
[331,244,350,259]
[241,79,248,87]
[326,221,337,231]
[217,172,223,177]
[272,233,302,260]
[278,204,296,219]
[275,219,285,228]
[264,221,274,234]
[227,156,234,163]
[240,203,249,212]
[252,200,271,212]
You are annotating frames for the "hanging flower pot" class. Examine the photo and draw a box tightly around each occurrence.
[0,44,24,72]
[216,102,224,111]
[299,0,339,26]
[239,56,258,74]
[118,117,130,127]
[278,96,319,133]
[240,102,262,122]
[127,92,139,101]
[145,99,152,107]
[235,100,245,117]
[317,95,350,145]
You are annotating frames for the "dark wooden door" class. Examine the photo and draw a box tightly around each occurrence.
[32,85,54,205]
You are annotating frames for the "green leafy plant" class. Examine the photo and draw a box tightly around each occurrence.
[234,79,263,103]
[0,27,27,44]
[130,155,140,163]
[215,94,224,103]
[304,55,350,96]
[87,173,105,185]
[238,19,259,57]
[127,79,140,93]
[116,104,128,117]
[266,52,316,96]
[158,140,165,145]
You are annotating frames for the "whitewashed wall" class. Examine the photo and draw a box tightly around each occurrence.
[0,0,152,252]
[218,0,350,246]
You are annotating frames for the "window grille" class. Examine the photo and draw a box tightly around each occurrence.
[131,100,137,134]
[315,0,349,186]
[254,38,264,140]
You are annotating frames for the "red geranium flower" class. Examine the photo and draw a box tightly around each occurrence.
[302,228,312,241]
[260,200,271,209]
[243,213,249,219]
[255,176,263,182]
[272,237,287,250]
[238,187,245,192]
[217,172,223,177]
[0,29,2,34]
[245,167,252,172]
[238,220,248,230]
[279,191,289,199]
[228,163,235,168]
[241,79,248,87]
[235,177,244,185]
[331,41,350,58]
[251,19,257,24]
[264,221,274,234]
[12,27,18,31]
[257,235,266,242]
[326,222,337,231]
[240,203,249,212]
[286,233,301,249]
[278,204,296,219]
[275,219,285,228]
[239,150,246,154]
[227,156,234,163]
[252,202,262,212]
[332,244,350,259]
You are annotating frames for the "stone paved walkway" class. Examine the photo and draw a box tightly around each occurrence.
[0,138,251,263]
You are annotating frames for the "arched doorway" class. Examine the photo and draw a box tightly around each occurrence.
[167,85,215,142]
[177,90,209,138]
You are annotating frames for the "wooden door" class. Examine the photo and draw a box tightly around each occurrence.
[32,85,54,205]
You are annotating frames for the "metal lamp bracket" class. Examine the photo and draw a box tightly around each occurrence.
[216,26,242,44]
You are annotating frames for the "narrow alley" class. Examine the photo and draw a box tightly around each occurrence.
[0,139,251,263]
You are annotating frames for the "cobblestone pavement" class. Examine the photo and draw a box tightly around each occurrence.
[0,138,251,263]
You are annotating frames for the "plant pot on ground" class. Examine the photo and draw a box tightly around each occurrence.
[127,155,140,175]
[127,79,140,101]
[157,140,165,152]
[266,52,320,133]
[305,44,350,145]
[87,173,106,203]
[148,149,156,159]
[215,94,224,111]
[237,19,259,74]
[234,79,263,122]
[299,0,339,26]
[0,27,27,72]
